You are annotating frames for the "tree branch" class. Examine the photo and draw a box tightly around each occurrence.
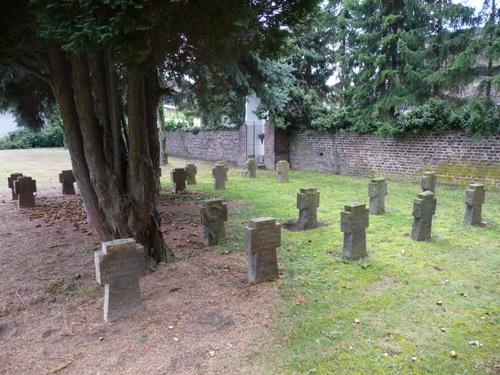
[14,60,53,86]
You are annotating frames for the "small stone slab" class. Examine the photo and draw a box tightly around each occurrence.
[200,198,228,246]
[94,238,145,322]
[13,176,36,208]
[213,163,228,190]
[276,160,289,183]
[341,203,369,260]
[171,168,187,193]
[297,188,320,230]
[464,183,485,226]
[59,169,76,195]
[411,191,436,241]
[245,217,281,284]
[246,158,257,178]
[185,164,197,185]
[7,172,23,200]
[368,178,387,215]
[421,171,437,193]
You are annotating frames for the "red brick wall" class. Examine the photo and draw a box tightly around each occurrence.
[288,130,500,187]
[166,126,247,166]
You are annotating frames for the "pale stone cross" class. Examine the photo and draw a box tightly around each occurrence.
[421,171,437,193]
[171,168,187,193]
[7,172,23,200]
[341,203,369,260]
[411,191,437,241]
[297,188,320,229]
[14,176,36,208]
[276,160,289,183]
[245,217,281,284]
[94,238,145,322]
[199,198,228,245]
[185,164,197,185]
[59,169,76,195]
[464,183,485,226]
[212,164,228,190]
[246,158,257,178]
[368,178,387,215]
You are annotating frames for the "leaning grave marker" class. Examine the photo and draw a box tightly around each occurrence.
[59,169,76,195]
[341,203,369,260]
[200,198,228,246]
[297,188,320,230]
[171,168,187,193]
[411,191,437,241]
[368,178,387,215]
[464,183,485,226]
[7,172,23,200]
[14,176,36,208]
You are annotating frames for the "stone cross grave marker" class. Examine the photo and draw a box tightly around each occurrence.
[297,188,320,229]
[185,164,197,185]
[200,198,228,245]
[213,163,228,190]
[421,171,437,193]
[94,238,145,322]
[7,172,23,200]
[246,158,257,178]
[59,169,76,195]
[411,191,436,241]
[171,168,187,193]
[245,217,281,284]
[368,178,387,215]
[276,160,289,183]
[341,203,369,260]
[14,176,36,208]
[464,183,485,226]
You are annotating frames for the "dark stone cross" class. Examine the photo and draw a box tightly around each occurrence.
[245,217,281,284]
[246,158,257,178]
[276,160,289,183]
[421,171,437,193]
[185,164,197,185]
[464,183,485,226]
[199,198,228,246]
[7,172,23,200]
[341,203,369,260]
[212,163,228,190]
[171,168,187,193]
[59,169,76,195]
[368,178,387,215]
[14,176,37,208]
[94,238,145,322]
[297,188,320,229]
[411,191,436,241]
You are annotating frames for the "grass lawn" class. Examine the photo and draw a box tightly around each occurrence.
[1,149,498,374]
[165,158,500,374]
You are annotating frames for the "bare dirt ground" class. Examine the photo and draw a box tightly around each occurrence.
[0,188,277,374]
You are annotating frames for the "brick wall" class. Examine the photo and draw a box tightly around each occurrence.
[166,127,500,187]
[166,126,247,166]
[288,130,500,187]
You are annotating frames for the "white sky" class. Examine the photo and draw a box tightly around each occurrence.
[457,0,484,12]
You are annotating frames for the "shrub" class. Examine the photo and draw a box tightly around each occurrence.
[0,123,64,149]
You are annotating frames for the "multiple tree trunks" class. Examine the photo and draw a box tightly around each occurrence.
[47,46,172,263]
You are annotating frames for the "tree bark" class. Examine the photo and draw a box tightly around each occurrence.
[48,45,173,264]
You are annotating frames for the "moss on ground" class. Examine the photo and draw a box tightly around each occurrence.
[163,158,499,375]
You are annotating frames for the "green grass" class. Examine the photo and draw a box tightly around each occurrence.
[164,157,500,375]
[1,149,498,373]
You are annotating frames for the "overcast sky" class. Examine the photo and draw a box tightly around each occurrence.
[457,0,484,12]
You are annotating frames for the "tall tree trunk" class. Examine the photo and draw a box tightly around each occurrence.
[158,104,168,165]
[48,45,173,264]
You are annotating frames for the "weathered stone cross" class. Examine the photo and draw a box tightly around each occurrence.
[246,158,257,178]
[7,172,23,200]
[464,183,485,226]
[14,176,37,208]
[199,198,228,246]
[297,188,320,229]
[411,191,436,241]
[94,238,145,322]
[245,217,281,284]
[421,171,437,193]
[59,169,76,195]
[341,203,369,260]
[185,163,197,185]
[171,168,187,193]
[368,178,387,215]
[212,163,228,190]
[276,160,289,183]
